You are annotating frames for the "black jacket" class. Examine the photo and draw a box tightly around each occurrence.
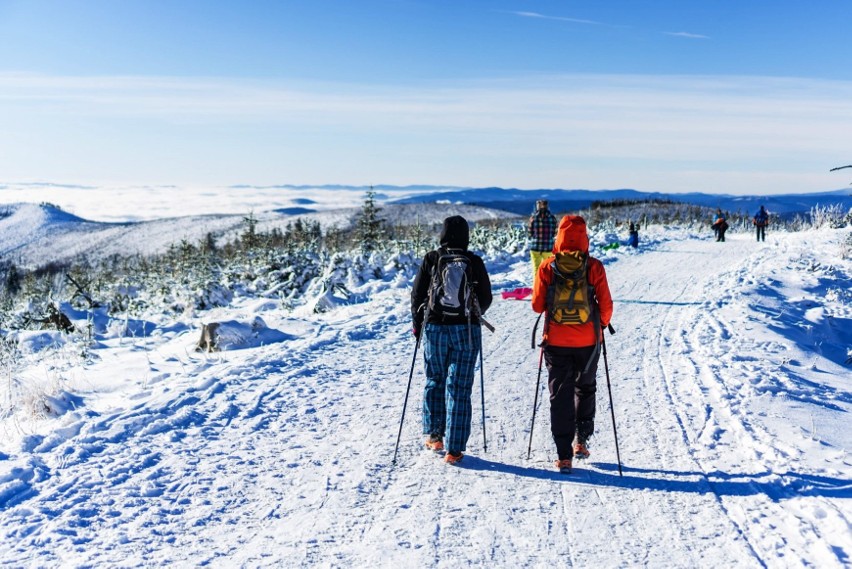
[411,216,493,330]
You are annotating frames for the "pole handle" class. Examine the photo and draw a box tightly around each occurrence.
[480,316,496,334]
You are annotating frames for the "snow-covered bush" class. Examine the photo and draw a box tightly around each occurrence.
[470,221,527,257]
[580,200,719,232]
[7,195,846,342]
[809,204,850,229]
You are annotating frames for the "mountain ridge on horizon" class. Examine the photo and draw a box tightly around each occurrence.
[224,183,850,198]
[386,186,852,217]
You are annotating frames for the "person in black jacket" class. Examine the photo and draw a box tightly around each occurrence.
[753,205,769,242]
[411,215,492,464]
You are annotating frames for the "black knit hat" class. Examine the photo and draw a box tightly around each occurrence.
[439,215,470,249]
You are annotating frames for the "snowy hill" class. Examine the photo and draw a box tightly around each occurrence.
[4,181,850,268]
[0,202,518,268]
[0,217,850,566]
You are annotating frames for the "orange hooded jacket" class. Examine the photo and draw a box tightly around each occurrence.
[532,215,613,348]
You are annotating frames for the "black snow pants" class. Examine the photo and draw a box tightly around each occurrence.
[545,344,600,460]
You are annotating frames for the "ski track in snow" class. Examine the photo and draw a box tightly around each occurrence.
[1,231,851,567]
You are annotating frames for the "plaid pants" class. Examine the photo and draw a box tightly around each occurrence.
[422,323,481,453]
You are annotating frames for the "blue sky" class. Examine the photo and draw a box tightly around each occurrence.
[1,0,851,195]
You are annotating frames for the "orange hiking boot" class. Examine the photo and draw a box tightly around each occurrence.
[425,435,444,452]
[444,451,464,465]
[573,442,590,460]
[555,459,573,474]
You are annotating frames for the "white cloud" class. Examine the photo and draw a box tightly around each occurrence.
[0,73,850,194]
[664,31,710,39]
[510,11,604,26]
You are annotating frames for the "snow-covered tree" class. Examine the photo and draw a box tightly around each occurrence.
[355,189,385,253]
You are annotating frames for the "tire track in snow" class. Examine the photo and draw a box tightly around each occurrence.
[651,270,767,567]
[612,237,766,567]
[667,243,851,567]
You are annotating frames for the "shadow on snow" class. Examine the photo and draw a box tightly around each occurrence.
[615,299,703,306]
[455,456,852,500]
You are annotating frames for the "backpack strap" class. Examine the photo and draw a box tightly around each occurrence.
[532,264,558,349]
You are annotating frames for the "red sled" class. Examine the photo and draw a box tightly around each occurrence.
[501,287,533,300]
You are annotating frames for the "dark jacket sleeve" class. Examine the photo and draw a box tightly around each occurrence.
[472,254,492,315]
[589,258,613,328]
[411,252,434,330]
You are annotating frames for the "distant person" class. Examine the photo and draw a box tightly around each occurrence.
[628,222,639,248]
[712,209,728,242]
[753,205,769,242]
[411,215,493,465]
[528,200,558,282]
[532,215,613,474]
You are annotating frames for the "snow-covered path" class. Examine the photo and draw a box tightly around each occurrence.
[1,231,850,567]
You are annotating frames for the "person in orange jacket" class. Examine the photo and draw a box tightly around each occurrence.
[532,215,614,473]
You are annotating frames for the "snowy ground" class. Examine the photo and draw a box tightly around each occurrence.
[1,224,850,567]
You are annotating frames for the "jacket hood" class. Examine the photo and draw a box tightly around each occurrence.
[553,215,589,253]
[439,215,470,249]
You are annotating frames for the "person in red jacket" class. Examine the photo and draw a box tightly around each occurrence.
[532,215,613,473]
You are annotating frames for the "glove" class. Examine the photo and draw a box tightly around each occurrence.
[412,326,421,340]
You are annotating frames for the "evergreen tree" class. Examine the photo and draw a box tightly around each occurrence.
[241,212,260,250]
[4,263,21,296]
[356,188,385,253]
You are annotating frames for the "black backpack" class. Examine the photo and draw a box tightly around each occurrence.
[427,249,473,319]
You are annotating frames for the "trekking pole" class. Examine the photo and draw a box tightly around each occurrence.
[471,297,494,454]
[479,344,487,453]
[526,347,544,460]
[392,333,422,466]
[601,324,623,476]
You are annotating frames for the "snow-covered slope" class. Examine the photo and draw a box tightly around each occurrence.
[0,202,517,267]
[1,226,849,567]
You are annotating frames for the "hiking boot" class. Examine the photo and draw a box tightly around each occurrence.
[573,442,590,460]
[555,459,572,474]
[425,435,444,452]
[444,451,464,465]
